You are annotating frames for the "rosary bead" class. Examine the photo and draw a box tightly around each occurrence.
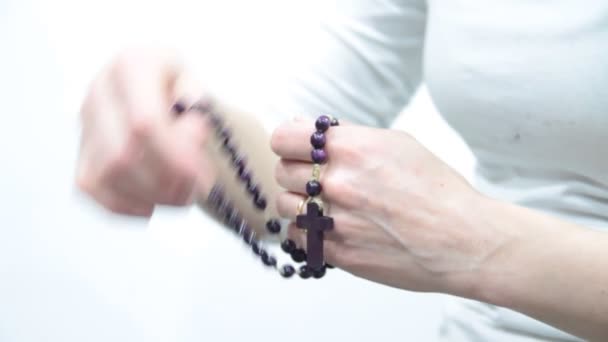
[239,170,252,185]
[242,227,253,243]
[251,241,261,255]
[330,118,339,126]
[254,196,267,210]
[291,248,307,263]
[281,239,296,254]
[266,219,281,234]
[260,249,268,260]
[261,251,277,267]
[247,183,260,198]
[227,211,241,228]
[305,180,322,197]
[171,101,186,114]
[233,154,246,169]
[311,149,327,164]
[310,132,326,149]
[312,266,326,279]
[315,115,331,132]
[226,144,236,156]
[220,128,231,139]
[237,164,247,177]
[220,203,233,220]
[280,265,296,278]
[298,265,312,279]
[190,99,211,113]
[209,114,223,127]
[208,186,224,207]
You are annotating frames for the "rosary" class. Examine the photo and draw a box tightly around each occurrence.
[172,98,338,279]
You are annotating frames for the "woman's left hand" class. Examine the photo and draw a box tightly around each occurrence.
[271,120,510,295]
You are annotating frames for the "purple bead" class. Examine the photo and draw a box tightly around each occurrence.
[171,101,186,114]
[228,212,241,228]
[226,144,236,156]
[310,132,326,149]
[291,248,306,263]
[280,265,296,278]
[315,115,331,132]
[242,227,253,243]
[261,251,277,267]
[219,200,232,216]
[306,180,322,197]
[330,118,339,126]
[254,196,267,210]
[233,155,246,169]
[266,219,281,234]
[223,206,234,222]
[220,128,231,139]
[251,241,261,255]
[311,149,327,164]
[209,114,223,127]
[281,239,296,254]
[239,170,252,184]
[247,183,260,198]
[237,164,246,177]
[312,265,326,278]
[208,185,224,206]
[190,98,212,113]
[298,265,312,279]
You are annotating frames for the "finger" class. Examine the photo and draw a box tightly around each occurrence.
[287,222,306,249]
[125,114,206,206]
[147,101,212,205]
[270,121,318,162]
[274,159,315,194]
[112,50,181,126]
[80,178,154,217]
[276,191,305,221]
[271,118,348,162]
[170,71,207,107]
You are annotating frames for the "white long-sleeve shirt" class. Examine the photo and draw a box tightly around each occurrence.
[263,0,608,340]
[2,1,607,341]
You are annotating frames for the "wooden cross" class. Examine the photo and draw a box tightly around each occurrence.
[296,202,334,270]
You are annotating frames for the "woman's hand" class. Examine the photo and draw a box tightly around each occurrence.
[76,48,215,217]
[271,120,510,295]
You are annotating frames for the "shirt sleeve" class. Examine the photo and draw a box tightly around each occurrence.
[265,0,427,128]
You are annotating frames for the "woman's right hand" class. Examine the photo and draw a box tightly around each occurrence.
[76,48,214,217]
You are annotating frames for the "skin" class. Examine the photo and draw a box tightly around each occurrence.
[78,49,608,341]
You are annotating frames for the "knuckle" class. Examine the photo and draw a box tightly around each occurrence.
[104,144,135,178]
[75,171,95,195]
[172,160,198,183]
[323,172,350,198]
[112,49,140,73]
[102,199,126,214]
[270,126,286,155]
[128,116,154,138]
[273,161,286,187]
[275,192,291,218]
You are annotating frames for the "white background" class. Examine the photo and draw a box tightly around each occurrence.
[0,1,474,341]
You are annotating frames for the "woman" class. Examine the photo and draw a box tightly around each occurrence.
[76,0,608,340]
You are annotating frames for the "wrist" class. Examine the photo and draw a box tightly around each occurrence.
[467,197,568,308]
[450,194,529,301]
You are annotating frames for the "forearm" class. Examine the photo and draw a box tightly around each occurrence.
[472,197,608,341]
